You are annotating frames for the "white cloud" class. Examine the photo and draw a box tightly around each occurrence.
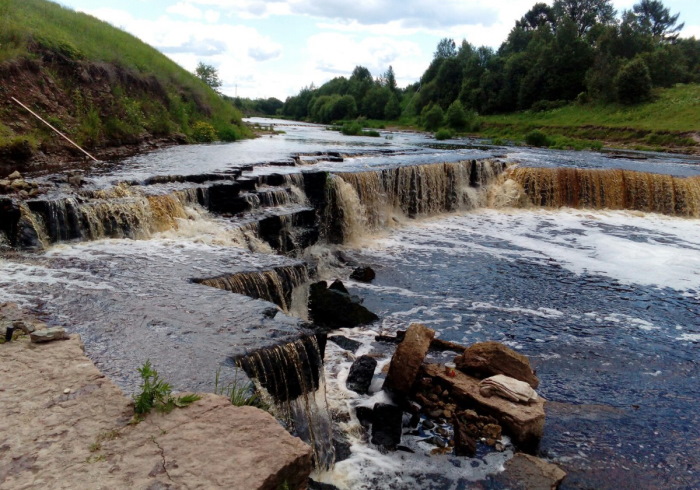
[166,2,204,20]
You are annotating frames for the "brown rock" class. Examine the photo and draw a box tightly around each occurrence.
[383,323,435,396]
[453,416,477,457]
[8,170,21,180]
[30,327,68,343]
[421,363,545,450]
[455,341,539,389]
[496,453,567,490]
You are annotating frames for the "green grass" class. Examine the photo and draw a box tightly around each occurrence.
[0,0,250,150]
[133,361,201,418]
[479,84,700,151]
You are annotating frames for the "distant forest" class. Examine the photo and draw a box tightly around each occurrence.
[279,0,700,128]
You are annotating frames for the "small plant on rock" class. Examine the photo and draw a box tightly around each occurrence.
[133,360,201,417]
[214,368,269,410]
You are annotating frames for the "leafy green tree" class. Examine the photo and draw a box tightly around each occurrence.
[434,38,457,59]
[384,94,401,120]
[195,62,222,91]
[422,104,444,131]
[517,3,556,31]
[632,0,684,42]
[553,0,616,37]
[382,66,398,92]
[362,86,391,119]
[445,100,468,130]
[615,57,652,104]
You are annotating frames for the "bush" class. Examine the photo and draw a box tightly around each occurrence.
[435,128,453,140]
[525,129,551,147]
[191,121,217,142]
[341,121,363,136]
[217,125,241,142]
[615,58,652,105]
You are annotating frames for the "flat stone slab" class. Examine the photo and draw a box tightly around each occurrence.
[421,363,545,449]
[0,335,312,489]
[494,453,567,489]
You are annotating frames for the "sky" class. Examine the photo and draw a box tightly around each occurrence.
[57,0,700,100]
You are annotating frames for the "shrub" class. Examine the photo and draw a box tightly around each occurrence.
[435,128,453,140]
[217,125,241,142]
[525,129,551,147]
[615,58,652,105]
[341,121,363,136]
[191,121,217,142]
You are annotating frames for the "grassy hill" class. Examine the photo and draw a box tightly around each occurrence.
[0,0,249,166]
[479,84,700,153]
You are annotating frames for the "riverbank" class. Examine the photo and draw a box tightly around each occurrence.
[0,305,312,489]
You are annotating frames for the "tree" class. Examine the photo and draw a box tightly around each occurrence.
[517,3,556,31]
[384,94,401,120]
[383,66,398,92]
[445,100,468,130]
[553,0,616,37]
[422,104,444,131]
[434,38,457,59]
[195,62,222,91]
[632,0,684,42]
[615,57,652,104]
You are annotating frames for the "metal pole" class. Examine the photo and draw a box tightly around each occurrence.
[10,96,99,162]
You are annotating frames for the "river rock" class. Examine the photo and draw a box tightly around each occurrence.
[383,323,435,396]
[371,403,403,450]
[421,363,545,450]
[456,341,539,389]
[453,416,478,457]
[495,453,567,489]
[328,335,362,353]
[30,327,68,343]
[8,170,21,180]
[346,355,377,395]
[308,281,379,329]
[350,266,376,282]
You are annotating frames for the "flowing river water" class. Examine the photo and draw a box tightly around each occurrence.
[1,119,699,489]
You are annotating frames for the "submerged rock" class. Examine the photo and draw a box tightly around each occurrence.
[384,323,435,396]
[308,281,379,329]
[346,355,377,395]
[456,341,539,389]
[495,453,567,489]
[350,266,376,282]
[328,335,362,353]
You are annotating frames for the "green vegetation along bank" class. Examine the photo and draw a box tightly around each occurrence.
[281,0,700,153]
[0,0,250,170]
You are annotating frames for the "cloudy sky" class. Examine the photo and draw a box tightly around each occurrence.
[58,0,699,100]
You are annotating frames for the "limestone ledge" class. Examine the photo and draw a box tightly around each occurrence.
[0,335,312,490]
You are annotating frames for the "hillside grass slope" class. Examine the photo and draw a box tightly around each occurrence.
[0,0,249,166]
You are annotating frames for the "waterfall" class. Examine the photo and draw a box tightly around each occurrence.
[194,264,309,312]
[324,159,506,243]
[507,167,700,217]
[237,335,335,470]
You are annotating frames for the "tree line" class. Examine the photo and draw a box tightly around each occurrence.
[281,0,700,128]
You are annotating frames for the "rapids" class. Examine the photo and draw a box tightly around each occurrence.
[1,118,699,489]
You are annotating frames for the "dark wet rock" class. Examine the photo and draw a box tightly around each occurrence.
[396,445,415,453]
[350,266,376,282]
[430,337,467,353]
[309,479,341,490]
[346,355,377,395]
[328,279,349,294]
[333,250,358,267]
[453,415,478,457]
[456,341,539,389]
[328,335,362,353]
[207,182,244,214]
[375,330,406,344]
[355,405,373,428]
[422,363,544,451]
[371,403,403,450]
[333,435,352,463]
[384,323,435,396]
[422,419,435,430]
[494,453,567,490]
[308,281,379,329]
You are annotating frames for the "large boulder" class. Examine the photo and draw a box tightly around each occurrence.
[308,280,378,329]
[346,355,377,395]
[350,266,376,282]
[455,341,539,389]
[421,363,545,451]
[370,403,403,450]
[494,453,567,489]
[383,323,435,396]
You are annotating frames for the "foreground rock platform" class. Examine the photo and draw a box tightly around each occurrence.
[0,335,312,489]
[421,363,545,450]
